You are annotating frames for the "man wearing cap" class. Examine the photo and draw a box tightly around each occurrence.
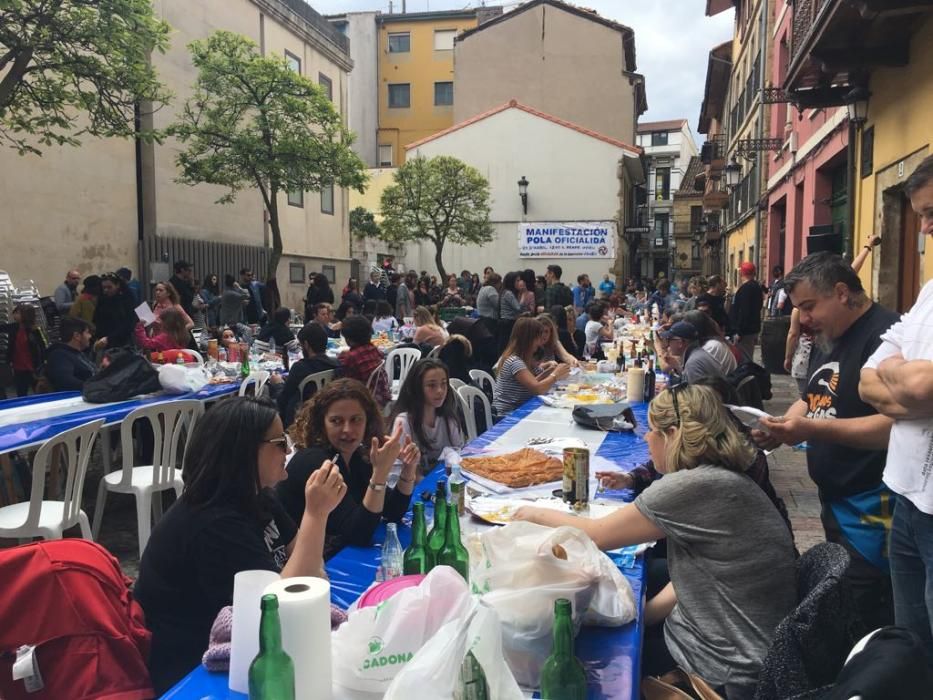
[659,321,725,385]
[731,262,765,361]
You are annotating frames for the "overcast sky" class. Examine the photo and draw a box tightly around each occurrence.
[309,0,735,141]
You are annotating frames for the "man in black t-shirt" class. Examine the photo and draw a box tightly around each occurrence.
[754,252,897,628]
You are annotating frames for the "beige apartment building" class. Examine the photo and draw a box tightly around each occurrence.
[452,0,647,145]
[0,0,353,311]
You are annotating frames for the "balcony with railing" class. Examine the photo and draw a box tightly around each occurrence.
[784,0,933,108]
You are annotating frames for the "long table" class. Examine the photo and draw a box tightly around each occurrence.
[0,384,241,456]
[164,395,651,700]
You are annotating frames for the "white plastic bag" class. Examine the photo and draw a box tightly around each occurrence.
[157,363,209,394]
[472,521,636,688]
[384,602,524,700]
[332,566,475,695]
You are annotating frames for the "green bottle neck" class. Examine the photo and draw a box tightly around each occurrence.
[551,609,574,658]
[411,506,426,546]
[433,498,447,530]
[444,502,460,543]
[259,608,284,654]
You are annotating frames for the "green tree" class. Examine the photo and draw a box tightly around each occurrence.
[379,155,493,280]
[0,0,171,155]
[168,31,367,281]
[350,206,381,239]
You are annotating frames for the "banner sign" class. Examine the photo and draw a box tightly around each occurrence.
[517,221,616,258]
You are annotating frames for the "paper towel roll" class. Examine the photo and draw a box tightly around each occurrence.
[229,569,281,694]
[626,367,646,403]
[264,577,333,700]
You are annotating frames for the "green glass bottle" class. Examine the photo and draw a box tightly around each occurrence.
[454,651,489,700]
[403,501,429,575]
[426,478,448,570]
[539,599,586,700]
[248,594,295,700]
[437,501,469,582]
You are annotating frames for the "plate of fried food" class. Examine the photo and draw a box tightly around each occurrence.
[461,448,563,490]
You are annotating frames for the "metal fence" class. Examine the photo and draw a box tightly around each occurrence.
[140,234,269,291]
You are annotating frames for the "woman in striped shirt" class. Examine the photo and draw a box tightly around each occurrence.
[493,317,571,416]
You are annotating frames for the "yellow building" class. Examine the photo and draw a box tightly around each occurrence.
[854,13,933,312]
[376,9,498,167]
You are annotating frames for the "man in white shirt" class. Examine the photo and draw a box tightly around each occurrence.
[859,155,933,662]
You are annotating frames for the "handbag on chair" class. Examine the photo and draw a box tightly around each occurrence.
[641,669,722,700]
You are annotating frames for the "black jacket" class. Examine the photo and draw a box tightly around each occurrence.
[730,280,765,336]
[257,322,295,348]
[274,355,340,427]
[363,282,385,302]
[168,275,196,317]
[44,342,95,391]
[93,292,138,348]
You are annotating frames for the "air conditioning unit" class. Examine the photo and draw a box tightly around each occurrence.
[787,132,799,154]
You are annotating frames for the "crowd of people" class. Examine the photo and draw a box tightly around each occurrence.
[5,155,933,696]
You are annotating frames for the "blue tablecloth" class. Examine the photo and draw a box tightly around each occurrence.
[164,397,650,700]
[0,384,240,454]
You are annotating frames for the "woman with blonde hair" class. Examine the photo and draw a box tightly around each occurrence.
[515,384,797,698]
[412,305,448,347]
[492,317,570,416]
[535,313,578,367]
[152,280,194,332]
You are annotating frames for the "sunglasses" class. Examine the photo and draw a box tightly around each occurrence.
[262,435,294,452]
[668,382,689,426]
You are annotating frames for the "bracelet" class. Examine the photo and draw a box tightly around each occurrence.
[863,245,872,251]
[398,474,415,484]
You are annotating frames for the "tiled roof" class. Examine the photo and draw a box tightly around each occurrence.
[636,119,688,133]
[676,156,705,195]
[405,100,642,155]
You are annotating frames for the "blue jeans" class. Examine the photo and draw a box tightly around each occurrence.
[890,494,933,664]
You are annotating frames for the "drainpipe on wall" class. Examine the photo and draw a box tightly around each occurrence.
[845,120,857,262]
[754,0,768,273]
[133,102,146,288]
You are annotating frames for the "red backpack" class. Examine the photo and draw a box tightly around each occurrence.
[0,540,153,700]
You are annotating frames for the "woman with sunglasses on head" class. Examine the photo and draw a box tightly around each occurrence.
[514,384,796,699]
[276,378,420,557]
[134,397,345,694]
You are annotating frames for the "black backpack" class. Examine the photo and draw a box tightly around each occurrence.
[81,348,162,403]
[727,361,772,408]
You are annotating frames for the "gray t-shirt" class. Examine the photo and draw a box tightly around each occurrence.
[634,465,796,698]
[682,345,726,384]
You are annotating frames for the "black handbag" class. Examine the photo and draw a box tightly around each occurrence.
[571,402,637,432]
[81,349,162,403]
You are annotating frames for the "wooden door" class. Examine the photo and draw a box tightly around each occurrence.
[899,198,922,312]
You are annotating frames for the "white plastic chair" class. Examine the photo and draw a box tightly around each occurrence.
[469,369,495,399]
[0,419,104,541]
[385,347,422,389]
[184,349,205,366]
[239,370,271,397]
[297,369,336,402]
[426,344,442,358]
[92,400,203,557]
[456,385,493,442]
[449,377,466,392]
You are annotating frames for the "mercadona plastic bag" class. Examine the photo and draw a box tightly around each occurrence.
[472,521,636,688]
[331,566,475,695]
[384,601,523,700]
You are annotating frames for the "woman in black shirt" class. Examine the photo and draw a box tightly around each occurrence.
[277,378,421,557]
[134,397,345,694]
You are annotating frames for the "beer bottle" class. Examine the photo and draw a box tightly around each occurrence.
[454,651,490,700]
[643,358,656,403]
[248,594,295,700]
[437,502,469,582]
[539,599,586,700]
[403,502,429,575]
[426,478,448,569]
[448,462,466,516]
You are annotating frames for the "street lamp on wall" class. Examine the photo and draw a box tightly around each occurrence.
[517,176,529,215]
[844,87,871,126]
[723,159,742,190]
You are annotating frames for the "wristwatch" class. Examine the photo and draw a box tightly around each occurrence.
[368,480,387,492]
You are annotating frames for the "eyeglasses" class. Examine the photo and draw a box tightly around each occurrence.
[668,382,689,426]
[262,435,293,452]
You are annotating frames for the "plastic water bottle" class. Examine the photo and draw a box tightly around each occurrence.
[378,523,404,582]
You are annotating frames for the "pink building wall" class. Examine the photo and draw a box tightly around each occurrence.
[763,6,849,280]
